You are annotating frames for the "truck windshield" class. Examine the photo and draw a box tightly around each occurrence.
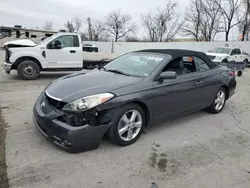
[209,47,231,54]
[103,53,168,77]
[39,36,54,45]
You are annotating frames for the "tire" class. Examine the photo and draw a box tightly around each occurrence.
[207,87,226,114]
[237,71,242,77]
[17,60,40,80]
[108,103,146,146]
[222,59,228,64]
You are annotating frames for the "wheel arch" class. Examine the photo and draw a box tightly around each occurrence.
[13,56,42,70]
[122,100,151,127]
[221,85,229,100]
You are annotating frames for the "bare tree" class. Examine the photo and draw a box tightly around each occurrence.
[43,21,53,30]
[64,20,75,32]
[237,0,250,41]
[74,17,82,32]
[105,10,136,42]
[125,36,141,42]
[141,13,156,41]
[141,0,183,42]
[200,0,223,41]
[182,0,223,41]
[87,17,93,40]
[182,0,203,41]
[86,17,106,41]
[217,0,242,41]
[64,17,82,33]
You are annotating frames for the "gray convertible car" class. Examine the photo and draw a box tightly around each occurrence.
[33,49,237,153]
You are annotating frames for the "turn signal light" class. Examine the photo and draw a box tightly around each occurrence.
[229,71,235,77]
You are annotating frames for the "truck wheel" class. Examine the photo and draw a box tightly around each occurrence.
[237,71,243,77]
[17,60,40,80]
[222,59,228,64]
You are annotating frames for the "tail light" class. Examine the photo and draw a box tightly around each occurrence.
[229,70,235,77]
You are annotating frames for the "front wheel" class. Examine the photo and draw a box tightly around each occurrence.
[108,104,145,146]
[17,60,40,80]
[207,88,226,114]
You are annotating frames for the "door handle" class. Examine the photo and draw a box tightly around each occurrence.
[70,50,76,53]
[196,80,203,85]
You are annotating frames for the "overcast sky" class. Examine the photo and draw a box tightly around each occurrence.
[0,0,237,40]
[0,0,187,29]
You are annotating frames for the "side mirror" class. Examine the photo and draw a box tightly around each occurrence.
[158,71,177,80]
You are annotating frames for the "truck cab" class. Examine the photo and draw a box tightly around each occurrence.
[3,32,83,80]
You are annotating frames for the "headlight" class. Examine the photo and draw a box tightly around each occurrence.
[62,93,115,112]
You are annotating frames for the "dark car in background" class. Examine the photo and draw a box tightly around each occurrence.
[33,49,236,153]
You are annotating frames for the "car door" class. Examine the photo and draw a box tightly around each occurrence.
[193,56,221,107]
[229,48,242,62]
[45,35,82,68]
[149,57,206,120]
[235,49,244,62]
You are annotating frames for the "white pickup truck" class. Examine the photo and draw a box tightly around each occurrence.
[206,46,249,65]
[2,32,112,80]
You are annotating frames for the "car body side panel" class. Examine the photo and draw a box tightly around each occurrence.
[194,68,223,106]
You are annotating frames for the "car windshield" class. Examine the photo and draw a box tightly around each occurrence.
[209,47,231,54]
[104,53,168,77]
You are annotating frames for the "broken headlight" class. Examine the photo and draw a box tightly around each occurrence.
[62,93,115,112]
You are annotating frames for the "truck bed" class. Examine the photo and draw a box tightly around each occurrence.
[82,52,118,61]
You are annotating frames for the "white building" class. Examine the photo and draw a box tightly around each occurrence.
[0,25,59,47]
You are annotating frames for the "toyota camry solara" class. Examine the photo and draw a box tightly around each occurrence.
[33,49,236,153]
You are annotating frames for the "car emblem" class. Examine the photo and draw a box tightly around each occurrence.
[41,101,46,108]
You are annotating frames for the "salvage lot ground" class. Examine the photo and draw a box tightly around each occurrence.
[1,51,250,188]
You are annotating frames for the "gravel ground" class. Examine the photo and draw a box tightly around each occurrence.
[1,50,250,188]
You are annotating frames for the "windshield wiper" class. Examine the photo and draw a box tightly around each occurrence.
[106,69,130,76]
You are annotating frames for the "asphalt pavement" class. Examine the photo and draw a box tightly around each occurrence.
[1,50,250,188]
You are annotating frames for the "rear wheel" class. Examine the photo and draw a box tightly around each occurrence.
[207,87,226,114]
[237,71,243,77]
[17,60,40,80]
[108,103,145,146]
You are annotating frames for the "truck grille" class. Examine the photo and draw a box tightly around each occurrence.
[5,49,10,62]
[45,93,66,110]
[208,55,216,60]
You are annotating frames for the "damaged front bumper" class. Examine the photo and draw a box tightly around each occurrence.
[33,92,112,153]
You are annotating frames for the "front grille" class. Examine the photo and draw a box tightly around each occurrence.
[208,55,216,60]
[45,93,67,110]
[5,49,10,62]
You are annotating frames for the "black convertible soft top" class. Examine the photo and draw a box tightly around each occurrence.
[136,49,218,68]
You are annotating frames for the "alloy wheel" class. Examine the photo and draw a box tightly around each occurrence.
[214,90,225,111]
[118,109,142,142]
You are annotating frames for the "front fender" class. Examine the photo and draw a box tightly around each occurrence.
[9,48,45,66]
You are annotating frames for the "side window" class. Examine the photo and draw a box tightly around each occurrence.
[183,56,197,73]
[162,57,187,75]
[162,55,210,75]
[193,56,210,71]
[231,49,237,55]
[235,49,241,55]
[47,35,79,49]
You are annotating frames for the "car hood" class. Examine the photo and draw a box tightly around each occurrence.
[206,52,228,57]
[46,70,143,102]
